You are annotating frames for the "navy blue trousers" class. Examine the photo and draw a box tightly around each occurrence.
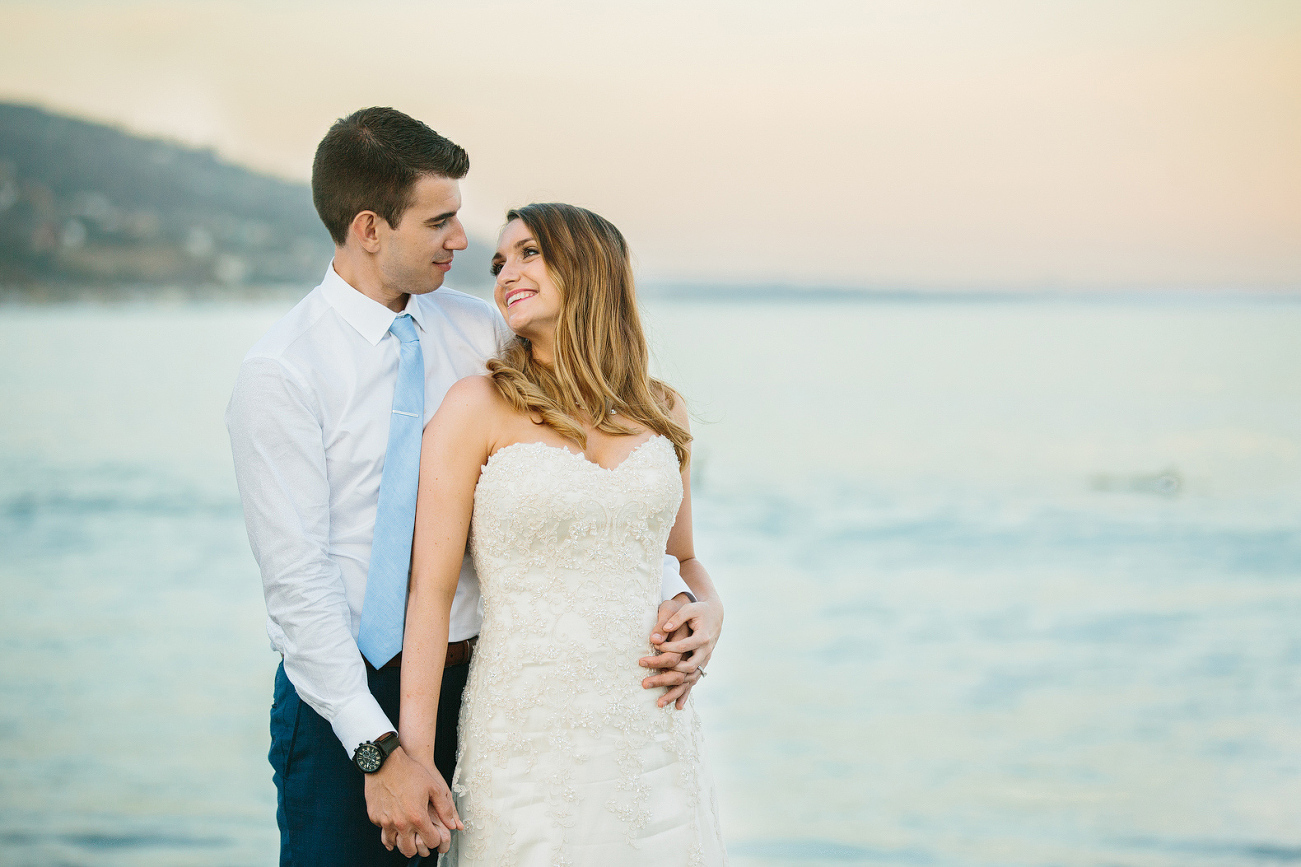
[269,660,469,867]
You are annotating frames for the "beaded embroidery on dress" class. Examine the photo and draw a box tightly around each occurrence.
[443,435,726,866]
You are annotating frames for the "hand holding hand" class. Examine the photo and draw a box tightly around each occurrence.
[639,595,723,709]
[653,596,722,671]
[365,746,462,857]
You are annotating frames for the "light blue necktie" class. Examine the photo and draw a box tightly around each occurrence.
[357,314,425,669]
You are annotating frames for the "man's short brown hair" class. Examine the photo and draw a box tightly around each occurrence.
[311,107,469,246]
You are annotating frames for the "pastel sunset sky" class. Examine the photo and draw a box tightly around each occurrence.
[1,0,1298,289]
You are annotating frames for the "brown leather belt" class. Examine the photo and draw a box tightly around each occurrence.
[380,636,478,670]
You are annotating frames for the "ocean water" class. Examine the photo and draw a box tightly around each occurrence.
[1,292,1299,866]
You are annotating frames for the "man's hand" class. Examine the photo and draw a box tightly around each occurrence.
[639,594,723,710]
[364,745,462,857]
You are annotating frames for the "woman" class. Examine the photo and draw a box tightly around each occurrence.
[399,203,727,865]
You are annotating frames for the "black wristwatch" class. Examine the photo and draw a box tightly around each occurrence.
[353,731,400,773]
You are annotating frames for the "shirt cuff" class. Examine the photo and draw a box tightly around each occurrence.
[330,690,397,759]
[660,554,695,602]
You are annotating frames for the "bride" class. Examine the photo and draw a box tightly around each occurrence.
[399,202,727,865]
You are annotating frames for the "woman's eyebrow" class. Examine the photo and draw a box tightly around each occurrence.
[493,237,538,264]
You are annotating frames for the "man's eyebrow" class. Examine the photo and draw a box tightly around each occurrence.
[425,211,457,225]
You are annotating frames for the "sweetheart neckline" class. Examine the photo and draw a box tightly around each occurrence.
[484,435,669,475]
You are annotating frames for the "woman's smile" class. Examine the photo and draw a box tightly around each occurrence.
[504,288,536,307]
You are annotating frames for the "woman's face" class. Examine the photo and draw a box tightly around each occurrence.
[492,218,563,342]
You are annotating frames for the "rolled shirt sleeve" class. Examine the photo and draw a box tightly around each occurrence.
[227,357,393,755]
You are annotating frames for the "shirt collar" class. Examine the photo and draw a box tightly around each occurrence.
[320,262,430,346]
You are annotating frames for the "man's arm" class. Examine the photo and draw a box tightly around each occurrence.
[226,357,392,754]
[231,358,454,858]
[660,554,694,602]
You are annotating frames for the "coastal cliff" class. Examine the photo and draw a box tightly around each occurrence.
[0,102,495,298]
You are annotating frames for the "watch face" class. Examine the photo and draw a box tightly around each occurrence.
[355,743,383,773]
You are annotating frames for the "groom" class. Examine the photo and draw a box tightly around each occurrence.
[227,107,707,865]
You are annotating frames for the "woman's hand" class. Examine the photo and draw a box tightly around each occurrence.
[366,746,461,857]
[656,597,723,671]
[639,595,724,709]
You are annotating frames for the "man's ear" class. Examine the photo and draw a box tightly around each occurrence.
[349,210,384,254]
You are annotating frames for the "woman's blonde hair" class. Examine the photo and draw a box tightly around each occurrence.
[486,202,691,466]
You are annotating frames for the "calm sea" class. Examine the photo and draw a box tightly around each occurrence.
[1,291,1299,866]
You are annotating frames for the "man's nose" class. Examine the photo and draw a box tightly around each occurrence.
[446,218,469,251]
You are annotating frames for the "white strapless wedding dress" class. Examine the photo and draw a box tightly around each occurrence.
[443,436,726,866]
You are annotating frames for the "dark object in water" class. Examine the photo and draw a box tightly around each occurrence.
[1091,467,1183,496]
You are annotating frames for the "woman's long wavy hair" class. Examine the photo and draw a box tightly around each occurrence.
[486,202,691,467]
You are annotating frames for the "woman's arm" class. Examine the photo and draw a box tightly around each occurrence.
[651,400,725,709]
[400,376,499,780]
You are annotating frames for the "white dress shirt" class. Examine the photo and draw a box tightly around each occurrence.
[227,264,692,756]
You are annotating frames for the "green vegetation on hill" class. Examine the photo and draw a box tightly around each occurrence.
[0,101,334,290]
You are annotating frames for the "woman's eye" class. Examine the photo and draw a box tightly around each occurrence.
[490,263,502,276]
[523,247,539,258]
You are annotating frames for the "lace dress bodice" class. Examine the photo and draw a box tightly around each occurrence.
[445,435,725,866]
[471,436,682,665]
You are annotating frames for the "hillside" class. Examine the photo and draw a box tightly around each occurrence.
[0,102,495,294]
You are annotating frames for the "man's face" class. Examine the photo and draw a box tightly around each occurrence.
[375,174,468,296]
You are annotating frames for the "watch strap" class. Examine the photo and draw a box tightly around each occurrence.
[374,731,400,760]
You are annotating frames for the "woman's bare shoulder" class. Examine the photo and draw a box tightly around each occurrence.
[429,375,509,434]
[661,385,690,429]
[444,374,503,406]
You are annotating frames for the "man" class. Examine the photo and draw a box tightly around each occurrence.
[226,107,713,865]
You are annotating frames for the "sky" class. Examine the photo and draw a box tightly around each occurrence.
[1,0,1299,290]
